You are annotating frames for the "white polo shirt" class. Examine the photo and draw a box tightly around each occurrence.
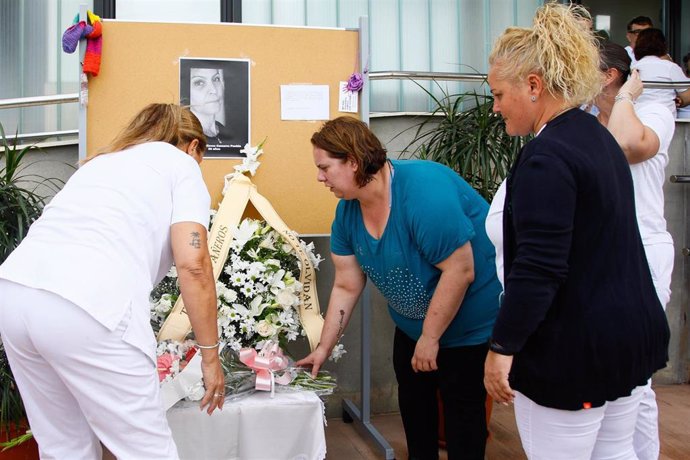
[0,142,210,362]
[634,55,690,116]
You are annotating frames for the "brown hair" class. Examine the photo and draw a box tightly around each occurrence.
[310,116,387,187]
[489,2,602,106]
[84,103,207,163]
[634,28,667,60]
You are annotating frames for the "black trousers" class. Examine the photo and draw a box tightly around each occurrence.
[393,328,488,460]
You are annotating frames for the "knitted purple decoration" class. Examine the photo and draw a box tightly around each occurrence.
[62,21,93,53]
[346,73,364,92]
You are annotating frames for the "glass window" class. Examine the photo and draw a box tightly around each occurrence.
[116,0,220,22]
[0,0,92,135]
[241,0,541,112]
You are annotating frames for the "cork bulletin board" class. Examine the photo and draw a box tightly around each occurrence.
[85,20,360,234]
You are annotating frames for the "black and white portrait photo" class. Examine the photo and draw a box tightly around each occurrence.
[180,58,250,158]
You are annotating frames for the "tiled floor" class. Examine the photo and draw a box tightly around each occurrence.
[324,384,690,459]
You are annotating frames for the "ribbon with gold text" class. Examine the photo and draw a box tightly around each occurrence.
[157,175,324,351]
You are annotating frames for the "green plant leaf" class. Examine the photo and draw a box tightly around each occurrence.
[0,121,65,443]
[398,78,530,201]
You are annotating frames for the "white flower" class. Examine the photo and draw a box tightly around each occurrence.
[264,259,281,268]
[240,284,255,297]
[278,310,297,326]
[275,289,299,308]
[185,381,206,401]
[167,266,178,278]
[230,272,247,287]
[259,234,276,251]
[240,142,264,161]
[256,320,278,338]
[329,343,347,362]
[233,219,260,249]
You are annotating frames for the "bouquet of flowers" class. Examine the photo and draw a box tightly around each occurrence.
[151,217,327,352]
[150,217,344,400]
[150,142,344,402]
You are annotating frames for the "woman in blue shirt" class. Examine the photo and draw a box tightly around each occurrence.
[297,116,501,460]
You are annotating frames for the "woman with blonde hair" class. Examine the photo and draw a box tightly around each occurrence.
[483,3,669,458]
[0,103,224,459]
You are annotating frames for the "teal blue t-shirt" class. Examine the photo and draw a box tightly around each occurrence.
[331,160,501,347]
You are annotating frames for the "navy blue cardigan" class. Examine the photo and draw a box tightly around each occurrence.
[492,108,669,410]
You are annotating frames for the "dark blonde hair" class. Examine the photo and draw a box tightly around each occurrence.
[311,116,387,187]
[84,103,207,163]
[489,2,601,106]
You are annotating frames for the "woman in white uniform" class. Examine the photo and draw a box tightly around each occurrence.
[0,103,225,459]
[595,42,676,460]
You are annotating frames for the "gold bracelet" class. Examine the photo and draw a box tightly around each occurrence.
[196,341,221,349]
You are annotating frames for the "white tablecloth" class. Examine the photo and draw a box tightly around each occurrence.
[166,391,327,460]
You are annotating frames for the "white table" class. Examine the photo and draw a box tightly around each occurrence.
[166,391,326,460]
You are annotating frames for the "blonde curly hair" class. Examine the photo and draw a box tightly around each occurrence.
[489,2,601,106]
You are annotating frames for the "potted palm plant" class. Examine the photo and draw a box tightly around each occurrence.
[399,80,529,201]
[0,122,63,456]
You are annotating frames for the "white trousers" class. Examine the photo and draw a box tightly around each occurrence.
[645,241,673,310]
[514,386,645,460]
[0,279,179,460]
[633,241,673,460]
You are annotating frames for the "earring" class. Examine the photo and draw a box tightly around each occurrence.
[530,95,537,102]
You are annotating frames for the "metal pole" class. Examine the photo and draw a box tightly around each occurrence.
[78,4,88,162]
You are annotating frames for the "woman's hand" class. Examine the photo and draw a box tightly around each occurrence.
[618,69,643,101]
[484,350,515,404]
[199,353,225,415]
[296,346,331,378]
[411,334,440,372]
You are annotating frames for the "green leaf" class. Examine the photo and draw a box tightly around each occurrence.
[397,78,531,201]
[0,121,66,440]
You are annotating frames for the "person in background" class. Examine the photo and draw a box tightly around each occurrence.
[595,42,676,460]
[483,3,669,459]
[0,103,224,459]
[625,16,653,64]
[633,28,690,116]
[298,116,501,460]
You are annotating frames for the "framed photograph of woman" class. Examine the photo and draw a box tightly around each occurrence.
[180,57,250,158]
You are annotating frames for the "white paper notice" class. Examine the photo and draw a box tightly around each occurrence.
[338,81,359,113]
[280,85,330,121]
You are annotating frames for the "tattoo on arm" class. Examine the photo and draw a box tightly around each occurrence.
[337,309,345,337]
[189,231,201,249]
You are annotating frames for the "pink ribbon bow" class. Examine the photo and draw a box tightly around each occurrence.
[239,341,293,397]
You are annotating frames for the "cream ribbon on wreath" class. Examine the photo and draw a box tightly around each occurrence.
[157,174,325,352]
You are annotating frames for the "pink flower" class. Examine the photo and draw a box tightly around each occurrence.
[157,353,174,382]
[346,73,364,92]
